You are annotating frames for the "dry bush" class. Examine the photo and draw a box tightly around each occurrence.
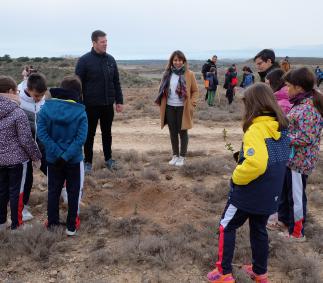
[82,205,148,237]
[92,153,105,170]
[269,232,321,282]
[304,215,323,253]
[110,216,147,237]
[307,170,323,185]
[159,164,173,174]
[90,237,106,252]
[186,150,208,157]
[308,190,323,206]
[84,221,217,271]
[28,191,47,207]
[134,100,145,110]
[81,205,110,232]
[84,175,98,189]
[123,149,140,163]
[180,157,234,178]
[0,224,65,267]
[126,175,142,190]
[308,157,323,185]
[195,97,243,122]
[233,268,254,283]
[282,254,321,283]
[85,249,115,268]
[92,168,114,180]
[142,167,160,181]
[192,180,230,203]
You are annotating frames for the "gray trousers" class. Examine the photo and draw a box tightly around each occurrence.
[165,105,188,157]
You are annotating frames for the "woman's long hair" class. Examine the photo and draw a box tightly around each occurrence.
[242,82,289,132]
[165,50,188,71]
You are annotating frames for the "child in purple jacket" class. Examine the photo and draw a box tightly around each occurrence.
[0,76,41,230]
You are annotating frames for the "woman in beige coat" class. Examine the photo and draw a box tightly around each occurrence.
[155,50,200,166]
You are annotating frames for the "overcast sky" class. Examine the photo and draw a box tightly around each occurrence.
[1,0,322,59]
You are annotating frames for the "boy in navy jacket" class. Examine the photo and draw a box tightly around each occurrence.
[37,76,88,236]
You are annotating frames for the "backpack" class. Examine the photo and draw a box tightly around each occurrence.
[231,76,238,86]
[243,74,253,87]
[206,73,217,90]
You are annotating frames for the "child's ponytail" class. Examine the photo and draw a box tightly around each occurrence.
[313,89,323,116]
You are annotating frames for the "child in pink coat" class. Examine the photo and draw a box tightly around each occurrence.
[266,69,292,114]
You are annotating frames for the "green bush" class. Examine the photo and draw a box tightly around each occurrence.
[17,56,30,62]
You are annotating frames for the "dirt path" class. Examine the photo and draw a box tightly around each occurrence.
[93,118,243,154]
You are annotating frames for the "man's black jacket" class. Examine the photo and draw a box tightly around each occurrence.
[75,48,123,106]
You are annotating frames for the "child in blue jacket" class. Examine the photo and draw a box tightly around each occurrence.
[37,76,88,236]
[207,83,290,283]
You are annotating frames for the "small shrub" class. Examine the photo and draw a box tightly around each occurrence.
[192,181,229,203]
[123,149,140,163]
[180,157,233,178]
[142,168,160,181]
[81,205,110,232]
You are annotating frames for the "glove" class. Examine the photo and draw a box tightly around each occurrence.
[54,157,66,169]
[233,151,240,163]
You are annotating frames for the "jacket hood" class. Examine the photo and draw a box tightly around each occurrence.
[42,99,85,125]
[0,95,19,119]
[20,90,34,103]
[252,116,281,140]
[50,88,80,103]
[275,86,289,100]
[0,92,21,106]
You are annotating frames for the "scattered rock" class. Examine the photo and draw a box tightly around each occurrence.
[50,270,58,277]
[165,174,173,180]
[102,183,114,189]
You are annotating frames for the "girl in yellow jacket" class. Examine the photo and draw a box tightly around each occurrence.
[207,83,290,283]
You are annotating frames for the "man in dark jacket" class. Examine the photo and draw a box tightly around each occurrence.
[254,49,280,82]
[75,30,123,173]
[201,55,218,80]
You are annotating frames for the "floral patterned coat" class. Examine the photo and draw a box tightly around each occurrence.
[287,97,323,175]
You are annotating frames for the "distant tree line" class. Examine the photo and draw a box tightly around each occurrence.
[0,54,65,63]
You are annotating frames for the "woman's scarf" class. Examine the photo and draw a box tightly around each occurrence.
[155,66,187,105]
[289,91,312,105]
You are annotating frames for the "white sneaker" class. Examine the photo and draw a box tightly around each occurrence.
[168,155,178,165]
[66,229,77,236]
[22,206,33,222]
[0,223,6,231]
[175,156,185,167]
[61,187,68,204]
